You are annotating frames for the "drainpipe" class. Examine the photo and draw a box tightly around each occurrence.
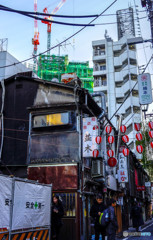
[0,79,5,160]
[90,92,106,120]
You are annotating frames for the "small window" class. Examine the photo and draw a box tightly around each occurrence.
[33,112,70,128]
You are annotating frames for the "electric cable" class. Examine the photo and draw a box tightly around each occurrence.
[0,5,95,27]
[0,0,118,69]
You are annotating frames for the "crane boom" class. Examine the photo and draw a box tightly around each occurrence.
[42,0,67,55]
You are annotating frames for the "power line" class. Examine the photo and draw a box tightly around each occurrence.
[0,0,118,69]
[0,5,95,27]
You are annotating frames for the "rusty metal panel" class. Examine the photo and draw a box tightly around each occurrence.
[28,165,78,190]
[34,84,75,106]
[29,132,79,164]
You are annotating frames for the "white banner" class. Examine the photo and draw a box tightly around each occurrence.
[118,170,128,183]
[12,181,51,230]
[0,175,13,228]
[83,117,100,157]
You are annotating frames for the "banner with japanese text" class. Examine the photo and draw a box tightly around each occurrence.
[12,180,51,230]
[0,175,13,228]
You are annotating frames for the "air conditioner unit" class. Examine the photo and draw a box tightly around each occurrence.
[92,160,104,177]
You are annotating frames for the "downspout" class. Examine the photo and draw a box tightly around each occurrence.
[90,92,106,120]
[0,79,5,160]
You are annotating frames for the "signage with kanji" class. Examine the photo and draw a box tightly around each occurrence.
[118,170,128,183]
[83,117,101,157]
[138,73,153,105]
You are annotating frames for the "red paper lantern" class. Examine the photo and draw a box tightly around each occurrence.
[148,121,153,130]
[136,133,143,141]
[105,125,112,134]
[150,142,153,148]
[93,125,99,130]
[122,135,129,143]
[136,145,143,154]
[122,148,129,156]
[92,149,99,158]
[108,135,114,144]
[120,125,127,133]
[107,157,117,167]
[95,136,102,144]
[134,123,141,132]
[149,131,153,138]
[107,149,114,157]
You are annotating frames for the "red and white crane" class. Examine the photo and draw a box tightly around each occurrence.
[32,0,40,71]
[42,0,66,55]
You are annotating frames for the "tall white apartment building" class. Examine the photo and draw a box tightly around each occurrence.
[92,33,142,152]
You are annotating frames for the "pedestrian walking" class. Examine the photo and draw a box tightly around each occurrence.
[106,198,118,240]
[131,201,143,232]
[90,193,106,240]
[51,194,64,240]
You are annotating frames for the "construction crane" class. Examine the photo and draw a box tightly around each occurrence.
[41,0,66,55]
[32,0,40,72]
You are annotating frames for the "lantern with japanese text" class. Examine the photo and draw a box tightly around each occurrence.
[92,149,99,158]
[122,135,129,143]
[122,148,129,156]
[95,136,102,144]
[149,131,153,139]
[107,157,117,167]
[134,123,141,132]
[148,121,153,130]
[93,125,99,130]
[108,135,114,144]
[105,125,112,134]
[150,142,153,149]
[107,149,114,157]
[136,133,143,141]
[136,145,143,154]
[120,125,126,133]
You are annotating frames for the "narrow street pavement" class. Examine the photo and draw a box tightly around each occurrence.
[116,219,153,240]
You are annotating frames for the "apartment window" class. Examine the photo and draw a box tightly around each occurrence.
[132,90,138,97]
[100,65,106,71]
[124,90,130,98]
[115,81,122,87]
[133,106,140,114]
[116,97,124,104]
[130,59,137,65]
[126,124,133,135]
[131,74,137,81]
[124,107,132,118]
[129,45,136,51]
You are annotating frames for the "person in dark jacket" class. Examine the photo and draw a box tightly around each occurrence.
[90,193,106,240]
[106,198,118,240]
[51,195,64,240]
[131,201,143,231]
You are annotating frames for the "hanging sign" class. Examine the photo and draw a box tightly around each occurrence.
[120,125,126,133]
[134,123,141,131]
[136,185,145,191]
[118,170,128,183]
[83,117,100,157]
[138,73,153,105]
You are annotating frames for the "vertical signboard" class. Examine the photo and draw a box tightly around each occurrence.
[83,117,100,157]
[118,150,128,183]
[0,175,12,228]
[138,73,153,105]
